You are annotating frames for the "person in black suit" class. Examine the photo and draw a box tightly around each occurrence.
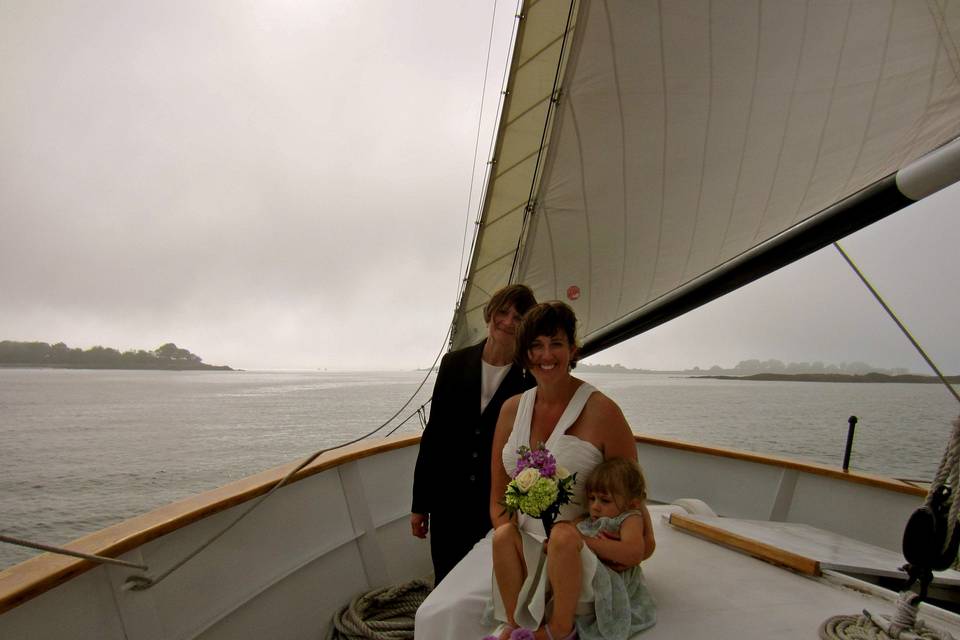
[411,284,537,585]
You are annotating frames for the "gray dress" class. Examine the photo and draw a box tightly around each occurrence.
[575,511,657,639]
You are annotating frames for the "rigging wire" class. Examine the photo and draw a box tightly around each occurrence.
[452,0,524,346]
[384,399,432,438]
[456,0,502,290]
[833,242,960,405]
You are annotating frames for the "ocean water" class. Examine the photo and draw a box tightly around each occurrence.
[1,368,957,570]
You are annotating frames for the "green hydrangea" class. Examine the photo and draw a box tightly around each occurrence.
[517,477,558,517]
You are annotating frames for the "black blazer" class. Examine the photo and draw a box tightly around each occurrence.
[411,339,534,518]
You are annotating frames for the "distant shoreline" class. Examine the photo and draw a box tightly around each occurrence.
[577,363,958,383]
[690,372,960,384]
[0,362,233,371]
[0,340,233,371]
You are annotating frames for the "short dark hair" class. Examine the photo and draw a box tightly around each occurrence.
[483,284,537,323]
[516,301,579,369]
[584,458,648,507]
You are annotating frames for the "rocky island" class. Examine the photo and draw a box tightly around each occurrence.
[692,372,960,383]
[578,359,957,382]
[0,341,232,371]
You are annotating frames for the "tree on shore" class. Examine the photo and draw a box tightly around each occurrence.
[0,340,230,370]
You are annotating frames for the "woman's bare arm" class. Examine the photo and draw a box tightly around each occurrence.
[490,395,520,527]
[577,391,637,461]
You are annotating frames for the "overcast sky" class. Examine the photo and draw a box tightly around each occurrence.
[1,1,958,374]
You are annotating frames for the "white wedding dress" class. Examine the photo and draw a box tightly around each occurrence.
[414,382,604,639]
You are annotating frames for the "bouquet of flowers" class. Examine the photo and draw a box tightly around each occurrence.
[502,444,576,537]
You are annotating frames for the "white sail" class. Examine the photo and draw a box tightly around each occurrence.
[452,0,960,351]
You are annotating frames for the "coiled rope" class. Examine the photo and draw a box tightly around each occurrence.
[325,579,432,640]
[821,606,954,640]
[820,244,960,639]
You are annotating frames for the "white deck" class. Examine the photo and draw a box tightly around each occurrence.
[674,514,960,586]
[641,506,960,639]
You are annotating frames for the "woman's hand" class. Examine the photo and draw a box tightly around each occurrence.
[410,512,429,538]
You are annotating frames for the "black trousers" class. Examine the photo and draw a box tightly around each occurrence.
[429,508,492,585]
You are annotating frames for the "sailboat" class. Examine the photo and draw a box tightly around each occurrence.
[3,0,960,637]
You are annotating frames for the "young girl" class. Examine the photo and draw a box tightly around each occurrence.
[574,458,656,639]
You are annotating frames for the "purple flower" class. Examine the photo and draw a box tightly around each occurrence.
[512,444,562,478]
[510,630,536,640]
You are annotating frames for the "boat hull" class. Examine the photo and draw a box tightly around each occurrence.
[0,434,928,638]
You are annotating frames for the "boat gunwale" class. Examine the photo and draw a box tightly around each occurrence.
[635,434,926,497]
[0,432,924,615]
[0,434,420,615]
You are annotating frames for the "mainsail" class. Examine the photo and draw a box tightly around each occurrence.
[452,0,960,355]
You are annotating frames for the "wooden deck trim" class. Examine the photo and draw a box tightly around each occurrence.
[635,434,926,497]
[668,513,821,576]
[0,434,420,615]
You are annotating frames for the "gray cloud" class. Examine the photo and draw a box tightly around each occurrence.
[2,1,957,373]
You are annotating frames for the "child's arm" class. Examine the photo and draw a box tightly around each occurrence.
[582,512,648,570]
[640,504,656,560]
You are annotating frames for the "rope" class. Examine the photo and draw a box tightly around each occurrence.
[417,405,427,430]
[820,592,954,639]
[822,244,960,639]
[383,400,431,438]
[928,417,960,551]
[325,579,432,640]
[820,612,955,640]
[0,534,147,570]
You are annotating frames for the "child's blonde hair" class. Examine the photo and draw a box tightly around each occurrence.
[584,458,648,510]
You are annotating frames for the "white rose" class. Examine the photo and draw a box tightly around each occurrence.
[514,467,541,492]
[555,466,571,481]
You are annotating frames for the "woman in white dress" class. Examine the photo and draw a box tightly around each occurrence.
[414,301,654,640]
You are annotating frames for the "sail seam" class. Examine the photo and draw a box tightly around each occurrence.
[472,249,523,278]
[790,0,853,224]
[504,94,554,129]
[492,144,545,180]
[838,0,897,198]
[515,35,568,73]
[750,0,812,245]
[926,0,960,85]
[716,0,763,261]
[678,0,715,284]
[568,93,588,320]
[924,3,945,123]
[644,0,668,306]
[604,0,629,320]
[486,203,527,228]
[509,0,579,285]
